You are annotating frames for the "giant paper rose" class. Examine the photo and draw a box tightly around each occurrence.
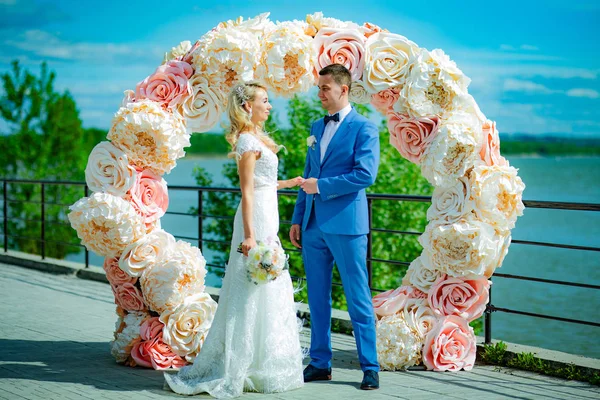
[110,311,150,364]
[68,192,145,257]
[119,229,176,278]
[387,111,439,164]
[108,100,190,175]
[423,315,476,371]
[160,292,218,362]
[131,317,186,370]
[403,300,438,339]
[103,257,136,286]
[480,120,508,167]
[177,74,224,134]
[396,48,470,119]
[401,255,445,293]
[469,165,525,232]
[85,142,137,197]
[370,87,400,113]
[428,275,490,322]
[135,60,193,110]
[363,32,418,93]
[112,282,146,312]
[372,285,426,319]
[419,216,502,278]
[313,27,366,81]
[420,111,483,188]
[126,168,169,225]
[305,12,360,36]
[348,80,371,104]
[140,241,207,314]
[376,314,423,370]
[256,21,315,97]
[427,176,474,224]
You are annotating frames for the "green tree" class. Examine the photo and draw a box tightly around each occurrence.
[0,61,91,259]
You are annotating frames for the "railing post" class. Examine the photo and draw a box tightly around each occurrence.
[41,183,45,259]
[367,197,373,289]
[3,180,7,252]
[485,282,492,344]
[84,184,89,268]
[197,189,203,253]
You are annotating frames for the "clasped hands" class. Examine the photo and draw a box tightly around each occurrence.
[285,177,318,194]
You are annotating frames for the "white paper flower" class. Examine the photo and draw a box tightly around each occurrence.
[419,216,503,278]
[402,256,445,293]
[108,100,190,175]
[305,12,360,36]
[256,21,315,97]
[68,192,145,257]
[349,80,371,104]
[427,176,474,223]
[469,165,525,231]
[363,32,419,93]
[178,74,225,134]
[119,229,177,277]
[140,241,207,314]
[404,301,438,339]
[420,111,483,188]
[395,48,470,118]
[110,310,150,363]
[160,292,217,362]
[376,314,423,370]
[163,40,192,63]
[85,141,137,197]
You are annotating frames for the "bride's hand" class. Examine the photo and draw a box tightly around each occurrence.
[241,237,257,257]
[287,176,305,188]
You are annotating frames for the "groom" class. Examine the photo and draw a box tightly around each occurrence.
[290,64,380,390]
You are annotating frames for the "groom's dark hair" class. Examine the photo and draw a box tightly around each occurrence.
[319,64,352,90]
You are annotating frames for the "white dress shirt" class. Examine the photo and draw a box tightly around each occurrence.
[316,104,352,194]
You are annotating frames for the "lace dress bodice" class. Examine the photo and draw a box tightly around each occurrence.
[233,133,278,189]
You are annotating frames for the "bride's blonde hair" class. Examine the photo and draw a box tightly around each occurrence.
[225,82,281,157]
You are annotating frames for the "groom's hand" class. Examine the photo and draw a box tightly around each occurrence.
[301,178,318,194]
[290,224,302,249]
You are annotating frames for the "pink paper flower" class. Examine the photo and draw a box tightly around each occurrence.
[480,120,508,167]
[423,315,476,371]
[126,168,169,225]
[313,28,366,81]
[103,257,136,286]
[131,317,186,370]
[371,87,400,114]
[112,282,146,312]
[387,111,440,164]
[135,60,193,109]
[428,275,491,322]
[372,285,426,319]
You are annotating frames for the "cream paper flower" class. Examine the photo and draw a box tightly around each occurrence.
[108,100,190,175]
[427,176,475,223]
[469,165,525,232]
[401,255,445,293]
[119,229,177,278]
[349,80,371,104]
[403,301,438,339]
[305,12,360,36]
[110,310,150,363]
[419,216,502,278]
[395,48,471,118]
[68,192,145,257]
[85,141,137,197]
[160,292,218,362]
[178,74,225,134]
[140,241,207,314]
[376,314,423,370]
[256,20,315,97]
[483,231,511,278]
[163,40,192,63]
[420,111,483,188]
[363,32,419,93]
[215,12,275,35]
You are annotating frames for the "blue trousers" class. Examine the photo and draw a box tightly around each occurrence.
[302,210,379,372]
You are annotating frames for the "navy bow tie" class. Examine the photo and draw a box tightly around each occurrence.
[324,113,340,125]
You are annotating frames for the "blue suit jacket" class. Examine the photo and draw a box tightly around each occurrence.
[292,108,380,236]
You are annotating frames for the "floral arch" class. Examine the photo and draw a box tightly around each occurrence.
[68,12,525,371]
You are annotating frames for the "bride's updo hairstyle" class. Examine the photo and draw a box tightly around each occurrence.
[226,82,281,157]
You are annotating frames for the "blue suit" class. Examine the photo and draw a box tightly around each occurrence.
[292,108,380,372]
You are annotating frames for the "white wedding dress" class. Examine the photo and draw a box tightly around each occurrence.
[164,133,304,398]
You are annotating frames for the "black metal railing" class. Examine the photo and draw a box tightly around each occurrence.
[1,178,599,344]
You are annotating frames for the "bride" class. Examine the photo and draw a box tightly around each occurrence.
[163,82,305,397]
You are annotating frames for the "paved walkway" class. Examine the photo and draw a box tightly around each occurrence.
[0,263,599,400]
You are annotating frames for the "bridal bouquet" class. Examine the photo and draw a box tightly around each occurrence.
[238,238,289,285]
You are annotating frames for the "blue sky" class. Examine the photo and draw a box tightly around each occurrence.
[1,0,599,137]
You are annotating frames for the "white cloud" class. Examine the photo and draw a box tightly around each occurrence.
[566,88,599,99]
[500,44,515,51]
[503,79,559,94]
[520,44,539,51]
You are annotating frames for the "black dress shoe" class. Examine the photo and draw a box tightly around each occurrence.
[360,370,379,390]
[303,364,332,382]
